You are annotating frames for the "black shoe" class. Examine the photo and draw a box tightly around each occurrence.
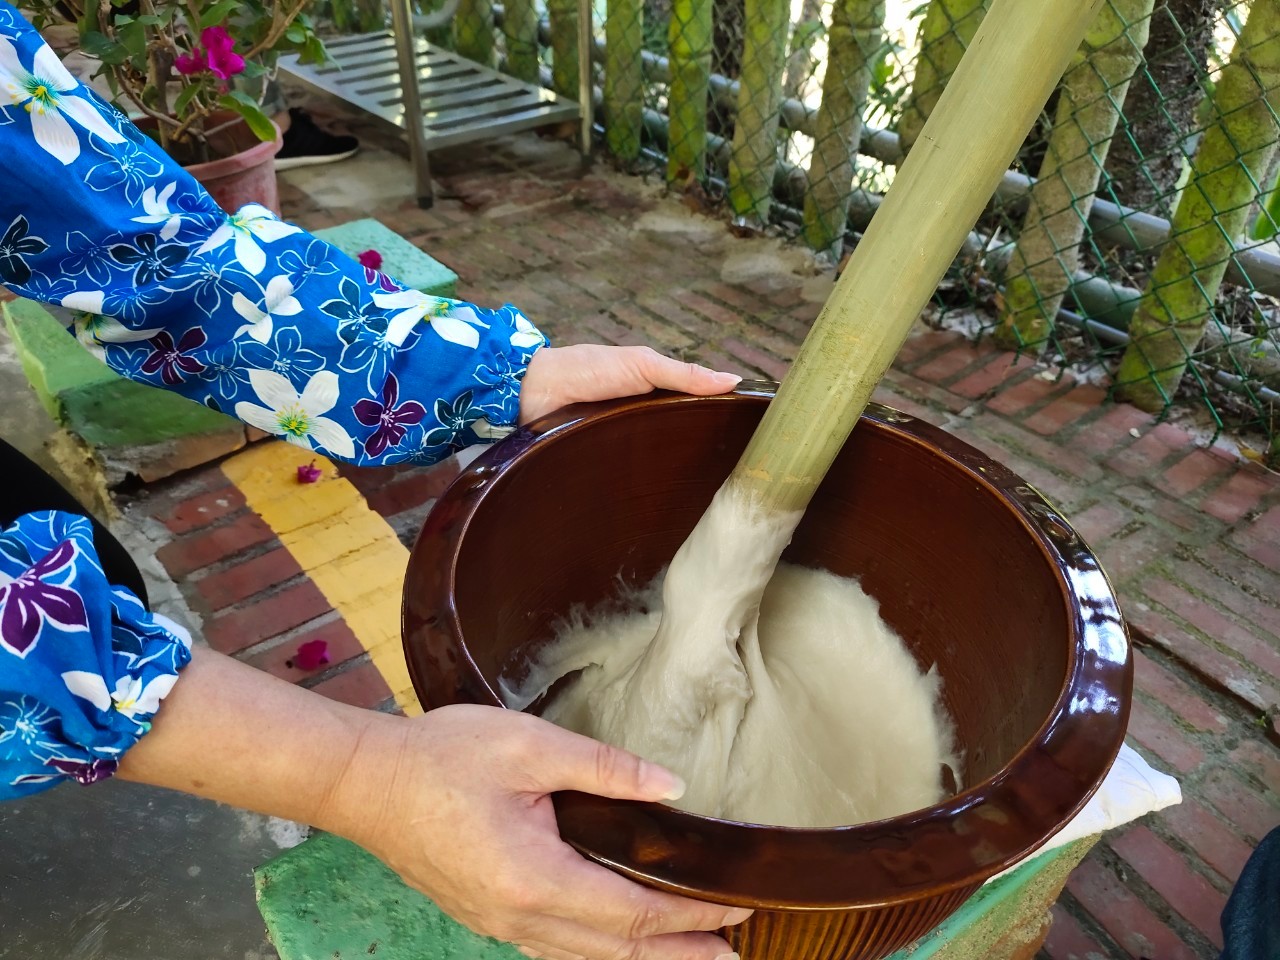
[275,108,360,170]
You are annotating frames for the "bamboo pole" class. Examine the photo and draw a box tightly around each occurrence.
[605,0,645,160]
[800,0,886,255]
[896,0,987,154]
[549,0,581,98]
[503,0,541,82]
[725,0,791,223]
[666,0,714,180]
[993,0,1154,352]
[1116,0,1280,412]
[726,0,1107,514]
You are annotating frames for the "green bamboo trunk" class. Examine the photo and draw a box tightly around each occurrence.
[732,0,1106,514]
[455,0,496,66]
[897,0,987,154]
[666,0,714,180]
[1116,0,1280,411]
[782,0,825,101]
[993,0,1154,352]
[548,0,582,98]
[800,0,886,255]
[726,0,791,223]
[502,0,541,82]
[605,0,645,160]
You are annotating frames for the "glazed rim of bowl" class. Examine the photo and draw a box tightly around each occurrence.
[403,382,1133,910]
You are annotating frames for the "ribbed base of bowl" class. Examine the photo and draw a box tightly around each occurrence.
[726,884,980,960]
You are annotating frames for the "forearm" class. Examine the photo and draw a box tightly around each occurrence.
[1,2,547,468]
[117,645,402,841]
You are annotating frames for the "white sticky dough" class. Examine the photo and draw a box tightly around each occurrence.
[505,487,960,829]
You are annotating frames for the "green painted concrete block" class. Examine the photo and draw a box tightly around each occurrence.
[4,299,237,442]
[313,218,458,298]
[889,838,1097,960]
[256,831,1098,960]
[3,299,117,420]
[3,298,245,482]
[255,832,522,960]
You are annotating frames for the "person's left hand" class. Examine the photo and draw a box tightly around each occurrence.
[518,345,742,425]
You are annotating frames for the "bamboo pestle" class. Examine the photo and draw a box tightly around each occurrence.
[727,0,1107,514]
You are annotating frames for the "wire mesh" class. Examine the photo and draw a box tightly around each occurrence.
[373,0,1280,457]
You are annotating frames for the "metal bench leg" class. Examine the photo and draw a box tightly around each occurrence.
[577,0,592,160]
[390,0,435,208]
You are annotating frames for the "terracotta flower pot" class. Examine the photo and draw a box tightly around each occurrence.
[135,113,282,215]
[184,114,282,215]
[401,384,1132,960]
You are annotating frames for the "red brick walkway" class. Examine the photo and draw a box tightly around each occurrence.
[124,119,1278,960]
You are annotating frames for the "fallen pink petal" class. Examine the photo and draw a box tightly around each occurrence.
[356,249,383,271]
[296,461,323,484]
[291,640,330,672]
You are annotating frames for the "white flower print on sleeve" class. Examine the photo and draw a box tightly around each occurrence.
[196,203,302,275]
[132,183,186,241]
[372,288,492,349]
[232,275,303,344]
[0,35,125,164]
[235,369,358,459]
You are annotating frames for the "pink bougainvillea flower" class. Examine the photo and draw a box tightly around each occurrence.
[200,26,245,80]
[356,249,383,271]
[296,461,323,484]
[290,639,330,671]
[173,48,207,76]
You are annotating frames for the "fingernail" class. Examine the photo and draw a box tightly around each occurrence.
[715,954,740,960]
[722,908,752,925]
[661,773,687,801]
[650,768,691,803]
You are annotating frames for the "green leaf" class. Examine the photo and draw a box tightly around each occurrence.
[299,35,330,66]
[173,81,202,117]
[79,30,128,64]
[133,14,165,25]
[199,0,240,28]
[116,19,147,59]
[218,91,277,142]
[240,59,267,79]
[285,23,306,42]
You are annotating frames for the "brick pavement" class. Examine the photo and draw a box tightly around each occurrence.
[120,117,1279,960]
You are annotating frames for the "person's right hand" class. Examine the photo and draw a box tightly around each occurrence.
[326,703,750,960]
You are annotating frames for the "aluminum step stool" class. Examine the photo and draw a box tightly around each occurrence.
[277,0,593,209]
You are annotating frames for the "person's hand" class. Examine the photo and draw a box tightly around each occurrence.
[518,345,742,425]
[328,704,750,960]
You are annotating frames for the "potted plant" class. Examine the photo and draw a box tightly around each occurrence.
[19,0,330,212]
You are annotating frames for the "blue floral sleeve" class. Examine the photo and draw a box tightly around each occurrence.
[0,0,548,466]
[0,512,193,798]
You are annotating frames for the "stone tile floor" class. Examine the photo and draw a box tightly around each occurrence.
[5,94,1280,959]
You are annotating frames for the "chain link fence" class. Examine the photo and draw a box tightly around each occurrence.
[320,0,1280,458]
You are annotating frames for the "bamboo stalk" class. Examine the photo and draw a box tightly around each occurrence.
[896,0,987,154]
[605,0,645,160]
[455,0,496,66]
[1116,0,1280,411]
[727,0,1107,514]
[549,0,581,98]
[782,0,824,103]
[726,0,791,223]
[666,0,713,180]
[800,0,886,254]
[993,0,1154,352]
[503,0,541,82]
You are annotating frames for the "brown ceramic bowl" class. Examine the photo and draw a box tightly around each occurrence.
[402,384,1132,960]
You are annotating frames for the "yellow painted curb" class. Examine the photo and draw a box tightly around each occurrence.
[221,441,422,716]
